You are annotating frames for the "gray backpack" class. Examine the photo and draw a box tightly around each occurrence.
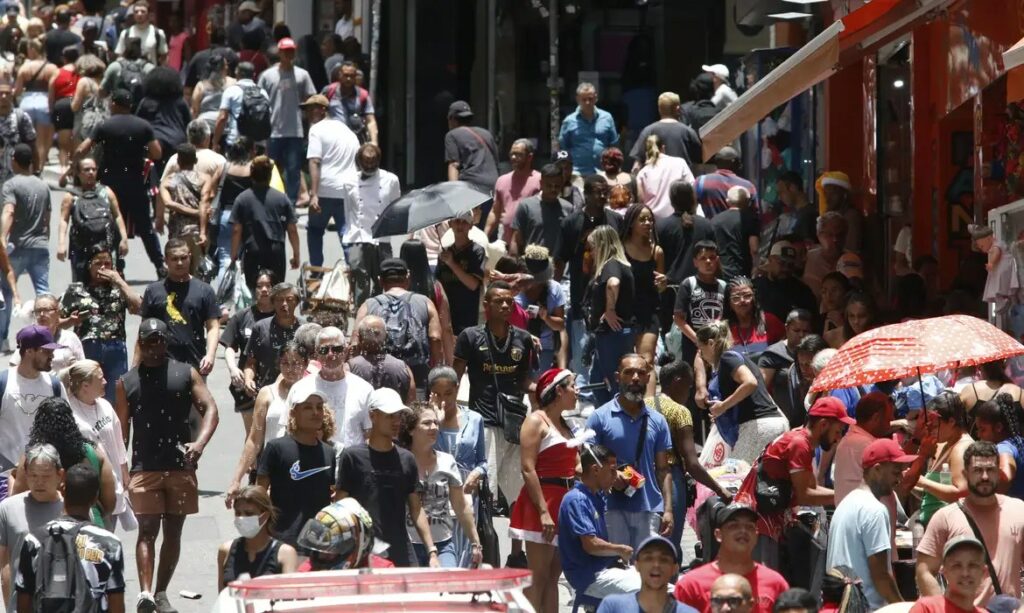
[32,521,98,613]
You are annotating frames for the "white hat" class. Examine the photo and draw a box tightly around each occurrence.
[369,388,409,415]
[702,64,729,80]
[286,377,328,409]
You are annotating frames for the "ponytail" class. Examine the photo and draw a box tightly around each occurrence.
[645,134,661,166]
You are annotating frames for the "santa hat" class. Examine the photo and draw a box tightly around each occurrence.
[815,170,852,215]
[537,368,573,401]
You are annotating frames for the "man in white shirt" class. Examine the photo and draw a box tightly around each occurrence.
[114,2,167,65]
[340,142,400,306]
[827,439,916,610]
[304,94,360,269]
[295,326,372,450]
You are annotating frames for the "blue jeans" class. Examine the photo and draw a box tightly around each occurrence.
[267,137,305,203]
[411,538,458,568]
[307,197,345,268]
[81,339,128,405]
[0,247,49,342]
[590,327,634,406]
[213,208,234,291]
[569,317,593,400]
[670,464,688,551]
[605,509,661,553]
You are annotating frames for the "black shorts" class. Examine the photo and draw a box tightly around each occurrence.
[52,97,74,130]
[635,309,661,336]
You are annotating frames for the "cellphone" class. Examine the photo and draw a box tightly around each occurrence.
[179,590,201,600]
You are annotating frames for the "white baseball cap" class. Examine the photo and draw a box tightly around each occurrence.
[369,388,409,415]
[286,377,328,409]
[702,64,729,80]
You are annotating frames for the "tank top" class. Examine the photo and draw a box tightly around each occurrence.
[534,422,578,479]
[220,173,252,212]
[626,252,658,316]
[122,360,194,472]
[53,67,78,99]
[919,435,970,526]
[222,537,283,586]
[198,82,225,124]
[264,382,288,443]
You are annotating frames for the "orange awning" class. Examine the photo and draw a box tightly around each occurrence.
[1004,37,1024,102]
[699,0,951,161]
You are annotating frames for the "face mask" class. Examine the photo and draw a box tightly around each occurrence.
[234,515,265,539]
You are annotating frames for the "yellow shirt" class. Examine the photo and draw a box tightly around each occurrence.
[646,393,692,465]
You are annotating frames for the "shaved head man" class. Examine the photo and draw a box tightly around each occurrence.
[711,574,755,613]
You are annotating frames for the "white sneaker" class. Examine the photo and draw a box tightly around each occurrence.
[137,591,157,613]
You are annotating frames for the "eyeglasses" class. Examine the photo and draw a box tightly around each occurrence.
[317,345,346,356]
[33,306,57,315]
[710,596,749,609]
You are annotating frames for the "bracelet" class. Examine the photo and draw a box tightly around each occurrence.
[471,543,482,550]
[427,547,439,556]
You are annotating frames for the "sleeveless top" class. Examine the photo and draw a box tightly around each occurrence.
[82,443,104,527]
[198,82,225,125]
[53,68,78,99]
[626,252,658,317]
[264,382,288,443]
[122,360,194,472]
[220,173,252,212]
[534,423,578,479]
[223,537,283,586]
[919,434,971,526]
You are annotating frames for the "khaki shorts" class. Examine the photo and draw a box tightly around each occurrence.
[128,470,199,516]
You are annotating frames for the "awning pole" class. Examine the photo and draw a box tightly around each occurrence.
[548,0,560,154]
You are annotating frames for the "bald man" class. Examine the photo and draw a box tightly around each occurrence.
[710,185,759,281]
[348,315,416,402]
[711,574,755,613]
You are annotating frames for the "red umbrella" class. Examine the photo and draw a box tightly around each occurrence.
[809,315,1024,392]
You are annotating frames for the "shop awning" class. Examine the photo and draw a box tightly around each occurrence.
[1003,37,1024,102]
[699,0,952,161]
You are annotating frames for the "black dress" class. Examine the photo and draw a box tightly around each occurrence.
[626,252,660,335]
[222,538,284,586]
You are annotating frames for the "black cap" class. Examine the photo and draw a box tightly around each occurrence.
[715,502,757,526]
[379,258,409,279]
[138,318,168,340]
[448,100,473,119]
[110,88,133,108]
[12,143,31,169]
[553,150,571,164]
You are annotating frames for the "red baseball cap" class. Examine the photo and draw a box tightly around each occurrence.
[861,439,917,470]
[807,397,855,425]
[277,37,297,51]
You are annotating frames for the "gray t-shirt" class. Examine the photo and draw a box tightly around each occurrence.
[2,174,52,249]
[257,65,316,139]
[511,195,574,256]
[0,492,62,612]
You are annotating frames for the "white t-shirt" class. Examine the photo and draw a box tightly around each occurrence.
[162,148,226,184]
[68,395,128,513]
[115,24,168,65]
[406,450,462,545]
[340,169,401,244]
[307,118,359,199]
[0,370,65,473]
[310,372,373,449]
[335,16,354,39]
[826,487,892,610]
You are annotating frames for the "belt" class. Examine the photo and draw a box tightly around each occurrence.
[539,477,575,489]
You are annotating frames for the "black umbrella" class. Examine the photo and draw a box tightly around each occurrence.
[371,181,492,238]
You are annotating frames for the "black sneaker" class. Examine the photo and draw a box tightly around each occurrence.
[505,551,528,568]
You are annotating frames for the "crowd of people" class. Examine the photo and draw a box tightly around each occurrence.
[0,1,1010,613]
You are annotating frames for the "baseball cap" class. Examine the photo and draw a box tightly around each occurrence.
[110,88,133,108]
[808,396,856,425]
[702,64,729,80]
[369,388,409,415]
[448,100,473,119]
[238,1,261,13]
[715,502,757,526]
[942,535,985,560]
[137,318,168,341]
[379,258,409,279]
[553,150,572,164]
[286,377,328,409]
[769,240,796,262]
[3,3,17,15]
[300,94,329,108]
[985,595,1020,613]
[634,535,680,563]
[861,439,917,470]
[16,325,66,351]
[836,252,864,280]
[277,37,297,51]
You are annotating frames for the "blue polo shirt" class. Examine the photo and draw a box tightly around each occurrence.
[586,397,672,513]
[558,106,618,175]
[558,482,613,592]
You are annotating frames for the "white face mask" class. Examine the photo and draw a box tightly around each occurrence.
[234,514,265,539]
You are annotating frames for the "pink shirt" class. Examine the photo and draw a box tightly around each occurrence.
[833,424,876,505]
[637,154,695,219]
[494,170,542,239]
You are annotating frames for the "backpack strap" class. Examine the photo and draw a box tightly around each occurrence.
[0,368,8,401]
[326,82,339,101]
[47,372,60,398]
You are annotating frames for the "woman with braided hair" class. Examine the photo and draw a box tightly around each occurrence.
[975,392,1024,500]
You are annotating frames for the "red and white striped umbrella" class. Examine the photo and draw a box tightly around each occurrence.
[809,314,1024,392]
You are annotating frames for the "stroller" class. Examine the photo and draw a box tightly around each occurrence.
[298,258,355,328]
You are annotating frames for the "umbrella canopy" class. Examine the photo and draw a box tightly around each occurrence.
[372,181,492,238]
[809,315,1024,393]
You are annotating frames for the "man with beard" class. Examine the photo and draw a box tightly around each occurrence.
[586,354,673,552]
[734,397,851,570]
[674,504,789,613]
[348,315,414,402]
[916,441,1024,607]
[486,139,541,243]
[826,439,917,609]
[910,537,988,613]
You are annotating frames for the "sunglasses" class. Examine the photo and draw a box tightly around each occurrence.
[317,345,346,356]
[710,597,748,609]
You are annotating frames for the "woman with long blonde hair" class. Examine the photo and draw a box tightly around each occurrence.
[636,133,695,219]
[585,225,636,405]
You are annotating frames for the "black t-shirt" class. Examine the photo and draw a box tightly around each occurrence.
[718,350,778,425]
[513,196,574,257]
[443,126,499,191]
[454,325,534,426]
[258,435,336,546]
[44,29,81,65]
[793,205,818,244]
[243,316,300,389]
[558,209,621,315]
[220,305,274,408]
[674,276,726,337]
[122,360,193,472]
[336,444,418,567]
[435,241,485,334]
[93,114,154,179]
[656,214,716,284]
[628,120,702,167]
[184,46,239,88]
[230,187,297,253]
[752,275,818,324]
[141,277,220,368]
[587,259,636,330]
[711,208,760,282]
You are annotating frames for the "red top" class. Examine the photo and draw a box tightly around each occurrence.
[735,428,813,540]
[909,596,986,613]
[53,67,78,99]
[674,562,789,613]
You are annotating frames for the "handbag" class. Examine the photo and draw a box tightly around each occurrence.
[753,436,793,514]
[487,328,528,445]
[476,477,501,568]
[957,502,1002,595]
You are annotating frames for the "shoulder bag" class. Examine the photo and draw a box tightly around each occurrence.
[487,328,528,445]
[753,434,793,515]
[957,502,1002,595]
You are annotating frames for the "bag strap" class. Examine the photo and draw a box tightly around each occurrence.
[633,411,649,467]
[460,126,498,161]
[957,502,1002,594]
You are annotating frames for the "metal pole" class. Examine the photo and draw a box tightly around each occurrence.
[487,0,497,138]
[405,0,416,186]
[548,0,559,154]
[370,0,380,105]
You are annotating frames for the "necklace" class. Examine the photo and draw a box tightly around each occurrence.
[487,327,512,354]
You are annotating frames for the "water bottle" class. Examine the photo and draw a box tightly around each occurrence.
[939,462,951,485]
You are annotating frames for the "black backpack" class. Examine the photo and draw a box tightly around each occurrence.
[682,100,720,132]
[237,84,271,142]
[371,293,428,367]
[69,189,113,250]
[32,521,98,613]
[115,58,148,106]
